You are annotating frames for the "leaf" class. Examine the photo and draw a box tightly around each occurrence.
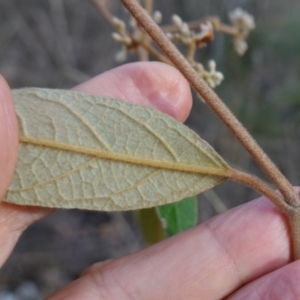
[157,196,197,237]
[5,88,229,211]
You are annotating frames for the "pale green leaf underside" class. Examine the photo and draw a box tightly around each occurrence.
[5,88,229,211]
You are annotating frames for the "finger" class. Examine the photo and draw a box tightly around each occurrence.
[0,204,51,266]
[47,195,292,300]
[0,74,18,199]
[0,62,192,267]
[0,76,51,266]
[227,260,300,299]
[0,75,42,266]
[73,61,192,122]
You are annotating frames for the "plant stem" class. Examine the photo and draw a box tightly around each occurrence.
[90,0,170,64]
[186,41,196,63]
[228,168,290,213]
[144,0,153,14]
[90,0,115,27]
[138,0,153,60]
[161,17,238,36]
[288,209,300,259]
[217,23,239,36]
[120,0,299,207]
[229,169,300,260]
[162,19,208,33]
[139,40,172,64]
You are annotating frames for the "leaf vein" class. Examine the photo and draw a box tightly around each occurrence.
[40,95,112,151]
[86,98,180,161]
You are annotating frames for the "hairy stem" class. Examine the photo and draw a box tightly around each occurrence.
[229,169,300,261]
[120,0,299,207]
[288,209,300,260]
[228,168,289,213]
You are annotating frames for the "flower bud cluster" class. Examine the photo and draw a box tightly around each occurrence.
[193,60,224,88]
[229,8,255,55]
[111,17,133,62]
[166,15,214,47]
[110,8,255,88]
[111,11,163,62]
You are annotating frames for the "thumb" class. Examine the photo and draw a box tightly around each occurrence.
[0,75,18,200]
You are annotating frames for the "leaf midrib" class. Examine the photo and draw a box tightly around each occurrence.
[19,136,230,177]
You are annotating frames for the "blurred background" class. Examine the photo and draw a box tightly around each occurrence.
[1,0,300,298]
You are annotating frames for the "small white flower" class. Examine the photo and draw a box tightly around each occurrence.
[200,21,214,34]
[208,60,216,72]
[233,38,248,56]
[212,72,224,87]
[115,46,128,62]
[172,15,183,28]
[111,31,132,46]
[166,32,174,39]
[153,11,162,24]
[111,32,123,42]
[112,17,126,35]
[181,23,190,36]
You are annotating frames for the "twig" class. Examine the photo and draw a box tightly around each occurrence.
[90,0,170,64]
[162,17,238,36]
[228,168,290,213]
[139,39,150,61]
[138,0,153,61]
[186,41,196,63]
[161,18,213,33]
[217,23,239,36]
[120,0,299,207]
[89,0,115,27]
[144,0,153,14]
[139,40,171,64]
[288,210,300,260]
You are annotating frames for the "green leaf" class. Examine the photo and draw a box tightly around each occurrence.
[5,88,229,211]
[157,196,197,236]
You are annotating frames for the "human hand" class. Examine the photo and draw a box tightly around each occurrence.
[0,62,299,299]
